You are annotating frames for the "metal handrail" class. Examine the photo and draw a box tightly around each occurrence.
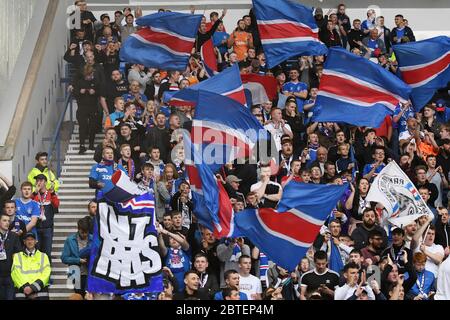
[46,84,73,177]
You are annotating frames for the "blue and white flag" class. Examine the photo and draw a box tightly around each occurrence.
[234,182,347,270]
[393,36,450,111]
[365,161,434,227]
[88,190,163,294]
[312,47,412,127]
[120,12,202,70]
[252,0,328,68]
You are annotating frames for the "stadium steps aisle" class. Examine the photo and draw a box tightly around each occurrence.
[49,125,102,300]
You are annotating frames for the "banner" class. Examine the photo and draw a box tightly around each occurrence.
[87,191,163,294]
[365,161,433,227]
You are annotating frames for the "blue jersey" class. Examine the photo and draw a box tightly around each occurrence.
[362,162,386,182]
[212,31,230,55]
[14,199,40,234]
[165,248,191,292]
[404,270,435,298]
[122,93,148,118]
[393,104,414,132]
[89,162,122,199]
[282,81,308,111]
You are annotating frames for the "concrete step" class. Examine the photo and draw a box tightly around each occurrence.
[63,160,96,165]
[55,214,89,219]
[60,171,91,176]
[66,149,95,155]
[57,208,90,213]
[69,139,103,144]
[54,228,78,234]
[57,189,94,194]
[65,155,96,160]
[53,236,70,241]
[54,222,77,227]
[49,292,72,299]
[59,195,94,201]
[59,183,90,188]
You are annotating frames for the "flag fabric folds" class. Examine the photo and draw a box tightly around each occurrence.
[393,36,450,111]
[191,90,269,173]
[252,0,328,68]
[241,73,278,104]
[201,39,219,78]
[162,65,246,107]
[120,12,202,70]
[235,182,348,270]
[312,47,412,127]
[88,190,163,294]
[365,161,434,227]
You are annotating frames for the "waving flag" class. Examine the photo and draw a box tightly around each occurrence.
[252,0,328,69]
[365,161,434,227]
[235,182,347,270]
[183,131,219,231]
[312,47,412,127]
[201,39,219,78]
[192,90,270,173]
[120,12,202,70]
[329,242,344,273]
[88,187,163,294]
[163,64,246,107]
[393,36,450,111]
[241,73,278,104]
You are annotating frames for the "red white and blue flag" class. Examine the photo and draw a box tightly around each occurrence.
[191,90,269,174]
[162,64,246,107]
[235,181,347,271]
[120,12,202,70]
[200,39,219,78]
[252,0,328,68]
[312,47,412,128]
[393,36,450,110]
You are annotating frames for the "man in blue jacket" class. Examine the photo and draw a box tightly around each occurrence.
[61,218,92,296]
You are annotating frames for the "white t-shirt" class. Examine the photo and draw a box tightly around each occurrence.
[239,273,262,300]
[414,243,444,277]
[264,122,292,152]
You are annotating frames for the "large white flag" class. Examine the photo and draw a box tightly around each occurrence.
[365,161,433,227]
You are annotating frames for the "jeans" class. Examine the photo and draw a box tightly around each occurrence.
[37,228,54,263]
[0,276,15,300]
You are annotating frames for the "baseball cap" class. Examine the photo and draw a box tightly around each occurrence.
[100,13,110,21]
[315,8,324,15]
[34,174,48,181]
[391,227,405,236]
[24,232,37,240]
[225,175,242,184]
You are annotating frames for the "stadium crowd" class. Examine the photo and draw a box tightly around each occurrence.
[0,0,449,301]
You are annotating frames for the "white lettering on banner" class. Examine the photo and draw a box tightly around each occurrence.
[93,203,161,288]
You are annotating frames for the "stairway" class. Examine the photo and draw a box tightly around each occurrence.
[49,126,102,300]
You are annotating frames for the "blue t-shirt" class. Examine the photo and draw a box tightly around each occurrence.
[362,162,386,181]
[212,31,230,55]
[214,291,248,300]
[14,199,40,234]
[393,104,414,132]
[89,162,123,199]
[109,111,124,127]
[165,248,191,292]
[396,28,405,43]
[122,93,148,118]
[404,270,435,298]
[282,81,308,112]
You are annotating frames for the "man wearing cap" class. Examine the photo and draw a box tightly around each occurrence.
[221,175,245,203]
[277,137,300,183]
[436,138,450,185]
[27,152,59,193]
[381,227,413,274]
[32,175,60,262]
[11,233,51,300]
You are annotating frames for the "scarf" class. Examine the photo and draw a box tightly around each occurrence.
[102,158,115,167]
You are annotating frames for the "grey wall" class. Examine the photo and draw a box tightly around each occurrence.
[0,0,71,184]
